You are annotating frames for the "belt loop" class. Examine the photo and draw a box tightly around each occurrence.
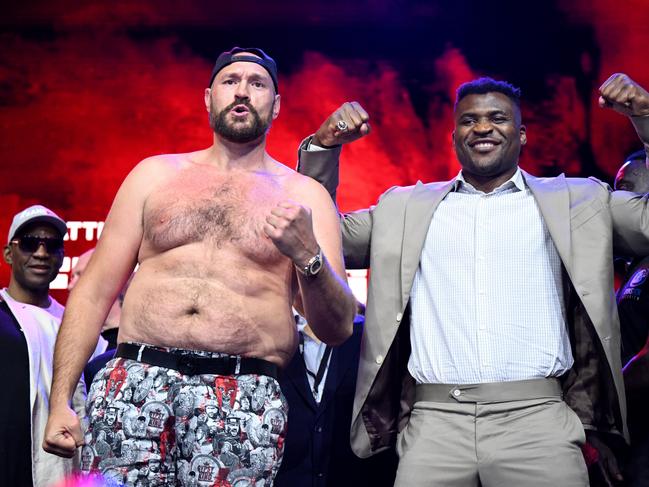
[137,345,145,362]
[235,356,241,374]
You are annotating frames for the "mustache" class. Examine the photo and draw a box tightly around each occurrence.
[223,98,258,115]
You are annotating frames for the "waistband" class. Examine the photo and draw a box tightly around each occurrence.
[115,343,279,380]
[415,378,562,404]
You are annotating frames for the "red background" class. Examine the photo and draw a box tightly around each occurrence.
[1,0,648,302]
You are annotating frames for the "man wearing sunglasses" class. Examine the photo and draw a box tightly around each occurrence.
[0,204,89,486]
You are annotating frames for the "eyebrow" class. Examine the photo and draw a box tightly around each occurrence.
[459,109,510,118]
[219,71,270,83]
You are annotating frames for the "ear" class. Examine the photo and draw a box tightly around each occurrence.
[204,88,212,113]
[520,125,527,146]
[272,94,281,120]
[3,245,13,266]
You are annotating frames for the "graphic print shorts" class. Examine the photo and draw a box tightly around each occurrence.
[82,345,288,486]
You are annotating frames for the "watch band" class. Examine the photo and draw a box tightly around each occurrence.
[298,247,323,277]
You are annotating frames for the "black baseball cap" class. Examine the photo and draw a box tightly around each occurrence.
[208,47,278,93]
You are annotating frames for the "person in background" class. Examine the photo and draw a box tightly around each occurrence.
[613,149,649,486]
[0,205,99,486]
[275,306,398,487]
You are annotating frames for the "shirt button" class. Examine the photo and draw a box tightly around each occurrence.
[396,312,403,322]
[375,355,384,365]
[317,473,324,478]
[453,389,461,397]
[316,426,322,433]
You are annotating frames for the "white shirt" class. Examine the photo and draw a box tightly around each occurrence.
[297,315,332,403]
[408,169,574,384]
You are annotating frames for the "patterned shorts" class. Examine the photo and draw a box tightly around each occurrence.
[82,343,288,486]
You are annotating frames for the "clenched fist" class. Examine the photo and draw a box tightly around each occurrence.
[42,405,84,458]
[264,201,320,268]
[312,101,371,147]
[599,73,649,118]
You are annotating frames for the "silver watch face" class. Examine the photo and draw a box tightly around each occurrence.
[308,257,323,276]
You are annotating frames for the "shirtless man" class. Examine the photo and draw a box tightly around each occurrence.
[42,47,356,485]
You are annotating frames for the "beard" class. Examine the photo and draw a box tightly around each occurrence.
[210,98,273,143]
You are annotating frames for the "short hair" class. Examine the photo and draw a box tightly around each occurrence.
[625,149,646,163]
[455,77,522,110]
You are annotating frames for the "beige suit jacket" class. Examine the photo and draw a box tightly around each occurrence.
[299,143,649,458]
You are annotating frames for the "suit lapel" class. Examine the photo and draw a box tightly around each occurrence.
[523,171,572,273]
[284,353,318,412]
[319,349,338,409]
[320,324,360,407]
[400,180,455,307]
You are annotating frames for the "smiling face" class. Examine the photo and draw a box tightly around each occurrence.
[205,55,280,144]
[453,92,526,183]
[4,223,64,295]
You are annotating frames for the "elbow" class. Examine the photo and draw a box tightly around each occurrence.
[325,297,356,346]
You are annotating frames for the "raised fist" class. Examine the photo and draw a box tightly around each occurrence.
[264,200,319,267]
[312,101,371,147]
[599,73,649,118]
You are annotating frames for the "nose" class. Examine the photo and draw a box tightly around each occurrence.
[473,119,493,134]
[234,81,250,100]
[32,242,50,258]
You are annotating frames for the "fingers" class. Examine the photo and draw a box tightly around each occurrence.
[599,73,649,117]
[264,201,317,263]
[335,101,370,136]
[42,407,84,458]
[313,101,371,147]
[43,430,80,458]
[266,202,311,232]
[603,454,623,483]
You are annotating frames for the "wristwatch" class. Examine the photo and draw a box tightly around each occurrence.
[298,248,324,277]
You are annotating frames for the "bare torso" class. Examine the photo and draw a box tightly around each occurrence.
[118,154,302,366]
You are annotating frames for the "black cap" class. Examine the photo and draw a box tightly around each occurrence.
[208,47,278,93]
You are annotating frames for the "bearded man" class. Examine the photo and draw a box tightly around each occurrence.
[43,47,355,486]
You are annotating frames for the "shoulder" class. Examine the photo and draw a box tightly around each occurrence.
[379,180,451,202]
[129,153,184,179]
[283,166,333,204]
[119,153,191,199]
[526,171,611,201]
[563,176,610,191]
[47,297,65,320]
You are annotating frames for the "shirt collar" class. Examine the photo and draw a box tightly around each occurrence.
[453,167,526,194]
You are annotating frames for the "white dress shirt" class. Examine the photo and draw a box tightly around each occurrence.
[408,169,574,384]
[297,316,332,403]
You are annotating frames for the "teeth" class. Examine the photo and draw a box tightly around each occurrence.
[474,142,495,149]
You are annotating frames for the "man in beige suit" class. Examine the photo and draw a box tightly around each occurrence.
[297,73,649,486]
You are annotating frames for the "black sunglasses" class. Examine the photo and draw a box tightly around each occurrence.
[12,235,64,253]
